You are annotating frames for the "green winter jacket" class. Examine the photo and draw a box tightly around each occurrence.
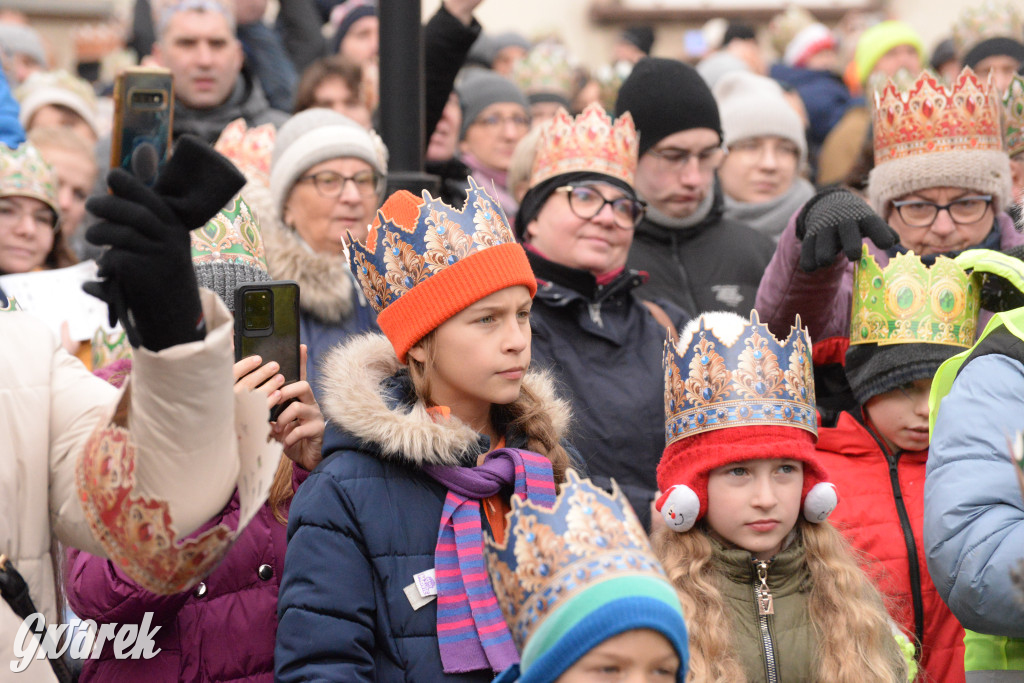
[713,536,817,682]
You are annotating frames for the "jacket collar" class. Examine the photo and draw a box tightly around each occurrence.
[318,334,571,467]
[526,249,647,303]
[635,178,727,242]
[261,214,356,323]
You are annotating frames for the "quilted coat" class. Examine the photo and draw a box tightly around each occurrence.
[274,334,572,682]
[816,411,965,683]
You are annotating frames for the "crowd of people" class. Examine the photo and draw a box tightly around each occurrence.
[2,0,1024,681]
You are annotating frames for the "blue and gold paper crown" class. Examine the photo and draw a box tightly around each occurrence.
[485,471,675,656]
[850,245,979,348]
[346,176,536,362]
[664,310,816,446]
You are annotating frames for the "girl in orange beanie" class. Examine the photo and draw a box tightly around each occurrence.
[275,178,577,682]
[652,310,909,683]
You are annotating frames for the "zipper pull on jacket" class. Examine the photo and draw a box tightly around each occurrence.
[756,560,775,615]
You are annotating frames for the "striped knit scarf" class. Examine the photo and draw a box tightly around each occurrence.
[423,448,557,674]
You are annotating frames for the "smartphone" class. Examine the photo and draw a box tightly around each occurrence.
[234,281,301,421]
[110,66,174,186]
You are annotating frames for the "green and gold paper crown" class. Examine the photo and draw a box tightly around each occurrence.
[850,245,979,347]
[1003,74,1024,158]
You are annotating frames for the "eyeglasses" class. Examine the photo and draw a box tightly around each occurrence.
[297,170,380,199]
[645,145,726,174]
[891,195,993,228]
[0,198,59,234]
[474,113,531,130]
[556,184,646,230]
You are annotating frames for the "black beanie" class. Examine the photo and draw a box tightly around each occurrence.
[723,23,756,46]
[930,37,956,72]
[621,26,655,55]
[962,37,1024,70]
[844,343,962,405]
[515,171,635,239]
[615,57,722,157]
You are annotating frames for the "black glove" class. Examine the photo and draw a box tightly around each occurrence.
[84,136,246,351]
[795,186,899,272]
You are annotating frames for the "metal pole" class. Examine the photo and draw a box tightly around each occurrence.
[378,0,440,197]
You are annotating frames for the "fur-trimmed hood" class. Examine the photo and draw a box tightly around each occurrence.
[261,214,356,323]
[318,334,572,467]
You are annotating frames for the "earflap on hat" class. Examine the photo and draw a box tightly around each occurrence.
[655,426,838,533]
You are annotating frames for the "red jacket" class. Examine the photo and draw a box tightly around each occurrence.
[817,411,965,683]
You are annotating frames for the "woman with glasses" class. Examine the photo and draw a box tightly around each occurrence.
[265,107,387,400]
[515,104,689,530]
[756,69,1024,422]
[456,70,530,213]
[713,72,815,242]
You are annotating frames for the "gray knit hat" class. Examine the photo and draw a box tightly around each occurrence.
[845,342,961,405]
[269,107,388,218]
[191,194,271,312]
[713,71,807,163]
[456,69,529,139]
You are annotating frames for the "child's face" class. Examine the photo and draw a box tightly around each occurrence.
[556,628,681,682]
[408,285,533,416]
[863,378,932,453]
[705,458,803,562]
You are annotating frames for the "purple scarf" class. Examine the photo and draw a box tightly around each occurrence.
[423,448,556,673]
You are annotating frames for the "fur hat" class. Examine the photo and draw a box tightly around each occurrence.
[655,311,837,533]
[347,178,536,362]
[269,108,387,220]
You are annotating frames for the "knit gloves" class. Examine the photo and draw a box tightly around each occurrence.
[84,136,246,351]
[795,186,899,272]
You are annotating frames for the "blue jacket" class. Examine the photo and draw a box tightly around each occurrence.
[0,69,23,149]
[926,329,1024,638]
[769,63,852,149]
[262,217,379,402]
[526,251,689,529]
[275,334,574,682]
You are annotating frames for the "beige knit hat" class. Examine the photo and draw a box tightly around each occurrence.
[868,68,1011,216]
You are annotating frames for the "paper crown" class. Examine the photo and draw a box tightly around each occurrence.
[529,103,638,188]
[0,142,59,216]
[952,0,1024,60]
[512,41,576,104]
[190,194,268,273]
[91,328,132,371]
[213,118,276,188]
[872,68,1003,167]
[347,177,535,361]
[1004,75,1024,158]
[485,471,678,657]
[850,245,979,348]
[663,310,817,446]
[0,295,20,312]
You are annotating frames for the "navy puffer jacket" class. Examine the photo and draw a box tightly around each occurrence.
[275,334,573,682]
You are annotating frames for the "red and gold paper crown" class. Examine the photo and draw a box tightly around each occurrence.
[528,102,638,188]
[868,68,1011,214]
[872,68,1002,167]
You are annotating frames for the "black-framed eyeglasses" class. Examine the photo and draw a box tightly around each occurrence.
[556,184,646,230]
[0,197,59,234]
[891,195,993,228]
[297,170,380,198]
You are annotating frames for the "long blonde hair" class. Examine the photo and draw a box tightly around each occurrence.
[408,330,571,484]
[653,520,908,683]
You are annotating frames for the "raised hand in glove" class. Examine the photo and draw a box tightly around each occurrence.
[795,186,899,272]
[84,136,246,351]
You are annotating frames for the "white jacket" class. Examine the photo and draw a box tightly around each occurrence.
[0,290,240,682]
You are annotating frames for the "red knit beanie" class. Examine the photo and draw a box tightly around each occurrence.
[656,425,834,531]
[347,178,537,363]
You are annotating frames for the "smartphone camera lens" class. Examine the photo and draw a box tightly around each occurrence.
[243,290,273,330]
